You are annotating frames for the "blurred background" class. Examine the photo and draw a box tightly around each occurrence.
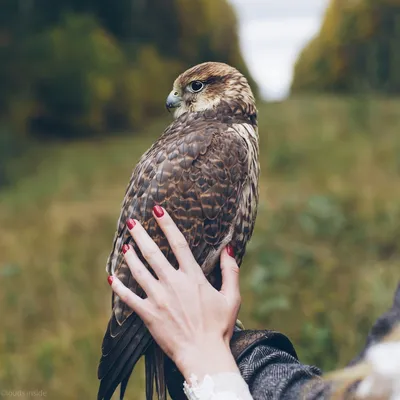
[0,0,399,398]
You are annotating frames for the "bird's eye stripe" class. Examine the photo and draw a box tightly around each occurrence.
[203,76,224,85]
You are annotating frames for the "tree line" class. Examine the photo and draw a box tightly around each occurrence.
[0,0,256,139]
[292,0,400,94]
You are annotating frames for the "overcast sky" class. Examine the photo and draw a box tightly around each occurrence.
[229,0,330,100]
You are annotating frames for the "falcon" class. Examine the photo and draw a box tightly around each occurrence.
[98,62,260,400]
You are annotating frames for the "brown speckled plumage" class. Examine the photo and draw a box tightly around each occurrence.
[98,62,260,400]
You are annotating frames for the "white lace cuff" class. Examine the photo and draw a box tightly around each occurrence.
[183,372,253,400]
[357,342,400,400]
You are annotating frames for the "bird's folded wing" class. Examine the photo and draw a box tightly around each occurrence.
[108,115,251,325]
[98,113,255,399]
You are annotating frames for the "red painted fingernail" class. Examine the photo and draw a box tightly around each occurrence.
[107,276,114,285]
[127,219,136,230]
[153,205,164,218]
[226,245,235,258]
[122,244,129,254]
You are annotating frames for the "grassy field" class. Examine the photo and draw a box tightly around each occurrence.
[1,96,399,399]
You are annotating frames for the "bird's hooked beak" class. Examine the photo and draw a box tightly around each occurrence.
[166,90,182,112]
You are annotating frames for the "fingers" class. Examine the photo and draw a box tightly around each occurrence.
[122,244,159,297]
[152,206,199,273]
[220,245,241,307]
[126,218,173,280]
[108,275,148,319]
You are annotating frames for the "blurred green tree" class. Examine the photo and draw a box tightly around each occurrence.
[26,14,124,137]
[292,0,400,94]
[0,0,257,141]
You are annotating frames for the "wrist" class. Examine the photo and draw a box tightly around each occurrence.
[175,338,239,382]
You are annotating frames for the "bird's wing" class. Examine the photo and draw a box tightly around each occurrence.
[98,113,257,399]
[109,114,254,324]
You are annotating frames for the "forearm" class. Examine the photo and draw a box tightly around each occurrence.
[178,342,323,400]
[239,344,323,400]
[176,339,240,382]
[176,339,254,400]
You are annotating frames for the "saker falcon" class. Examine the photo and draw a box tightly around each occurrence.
[98,62,260,400]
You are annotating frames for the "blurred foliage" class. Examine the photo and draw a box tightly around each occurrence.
[28,14,125,136]
[0,97,399,398]
[292,0,400,94]
[0,125,25,188]
[0,0,256,188]
[0,0,255,139]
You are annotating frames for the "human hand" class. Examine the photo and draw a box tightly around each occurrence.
[108,206,241,381]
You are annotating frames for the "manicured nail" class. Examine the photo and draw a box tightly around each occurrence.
[107,276,114,285]
[127,219,136,230]
[153,205,164,218]
[226,245,235,258]
[122,244,130,254]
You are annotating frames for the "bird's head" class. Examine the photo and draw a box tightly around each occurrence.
[166,62,256,119]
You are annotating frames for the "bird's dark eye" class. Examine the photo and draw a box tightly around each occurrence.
[189,81,204,93]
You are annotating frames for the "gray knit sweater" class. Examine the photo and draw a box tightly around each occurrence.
[166,283,400,400]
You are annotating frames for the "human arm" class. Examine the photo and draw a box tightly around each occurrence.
[107,205,400,400]
[108,205,253,399]
[231,285,400,400]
